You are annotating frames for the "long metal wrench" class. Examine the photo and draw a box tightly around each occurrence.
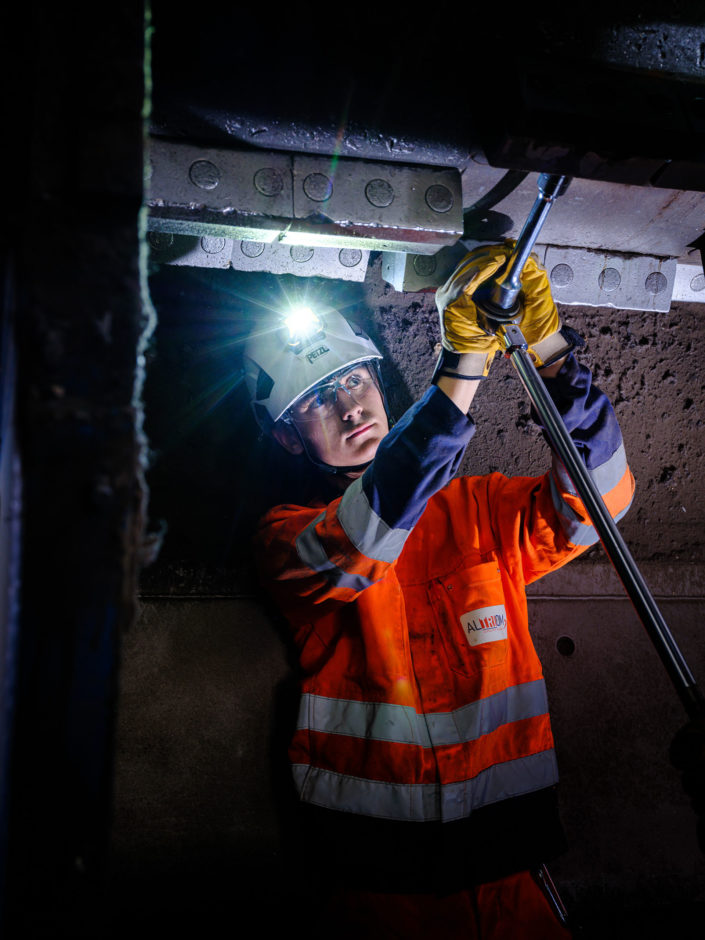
[477,173,705,720]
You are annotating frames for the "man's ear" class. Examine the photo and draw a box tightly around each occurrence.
[272,421,304,455]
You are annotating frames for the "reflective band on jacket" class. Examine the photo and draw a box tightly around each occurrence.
[292,749,558,822]
[549,443,632,546]
[552,442,627,497]
[549,480,632,546]
[297,678,550,748]
[296,512,376,592]
[337,477,410,563]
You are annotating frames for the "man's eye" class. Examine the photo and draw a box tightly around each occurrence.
[312,388,334,408]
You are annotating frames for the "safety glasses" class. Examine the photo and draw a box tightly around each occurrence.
[287,364,377,422]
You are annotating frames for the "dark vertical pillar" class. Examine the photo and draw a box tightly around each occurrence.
[0,255,23,929]
[2,3,151,936]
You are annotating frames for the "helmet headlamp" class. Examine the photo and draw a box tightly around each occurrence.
[243,304,384,432]
[283,305,324,349]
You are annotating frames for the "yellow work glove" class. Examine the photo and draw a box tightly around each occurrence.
[435,244,508,380]
[507,246,567,367]
[436,242,573,373]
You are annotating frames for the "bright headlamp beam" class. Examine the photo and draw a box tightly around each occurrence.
[283,305,322,343]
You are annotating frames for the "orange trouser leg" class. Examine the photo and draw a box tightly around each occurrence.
[314,870,572,940]
[315,887,479,940]
[475,870,572,940]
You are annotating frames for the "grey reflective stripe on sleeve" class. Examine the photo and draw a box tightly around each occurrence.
[297,678,549,748]
[549,473,632,546]
[296,512,375,593]
[292,749,559,822]
[337,477,410,563]
[548,474,597,546]
[552,442,628,497]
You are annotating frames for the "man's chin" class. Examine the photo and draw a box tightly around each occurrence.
[347,437,381,465]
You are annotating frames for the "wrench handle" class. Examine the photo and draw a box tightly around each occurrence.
[501,323,705,720]
[474,173,571,325]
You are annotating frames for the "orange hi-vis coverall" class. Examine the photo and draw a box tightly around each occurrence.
[256,355,634,903]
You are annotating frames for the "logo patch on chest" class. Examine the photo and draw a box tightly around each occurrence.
[460,605,508,647]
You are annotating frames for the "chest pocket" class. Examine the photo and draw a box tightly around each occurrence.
[430,560,508,679]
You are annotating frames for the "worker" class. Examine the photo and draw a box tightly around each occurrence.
[243,244,635,939]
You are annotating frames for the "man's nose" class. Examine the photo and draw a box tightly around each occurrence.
[336,387,362,418]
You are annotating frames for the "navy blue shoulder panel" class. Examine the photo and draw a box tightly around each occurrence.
[361,386,475,531]
[535,354,623,471]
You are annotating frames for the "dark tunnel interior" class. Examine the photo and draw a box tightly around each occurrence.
[2,2,705,937]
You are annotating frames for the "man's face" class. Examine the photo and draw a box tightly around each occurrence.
[287,364,389,470]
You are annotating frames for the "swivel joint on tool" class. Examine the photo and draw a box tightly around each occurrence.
[471,173,572,333]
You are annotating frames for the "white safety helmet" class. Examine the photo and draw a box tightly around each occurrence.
[243,305,383,431]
